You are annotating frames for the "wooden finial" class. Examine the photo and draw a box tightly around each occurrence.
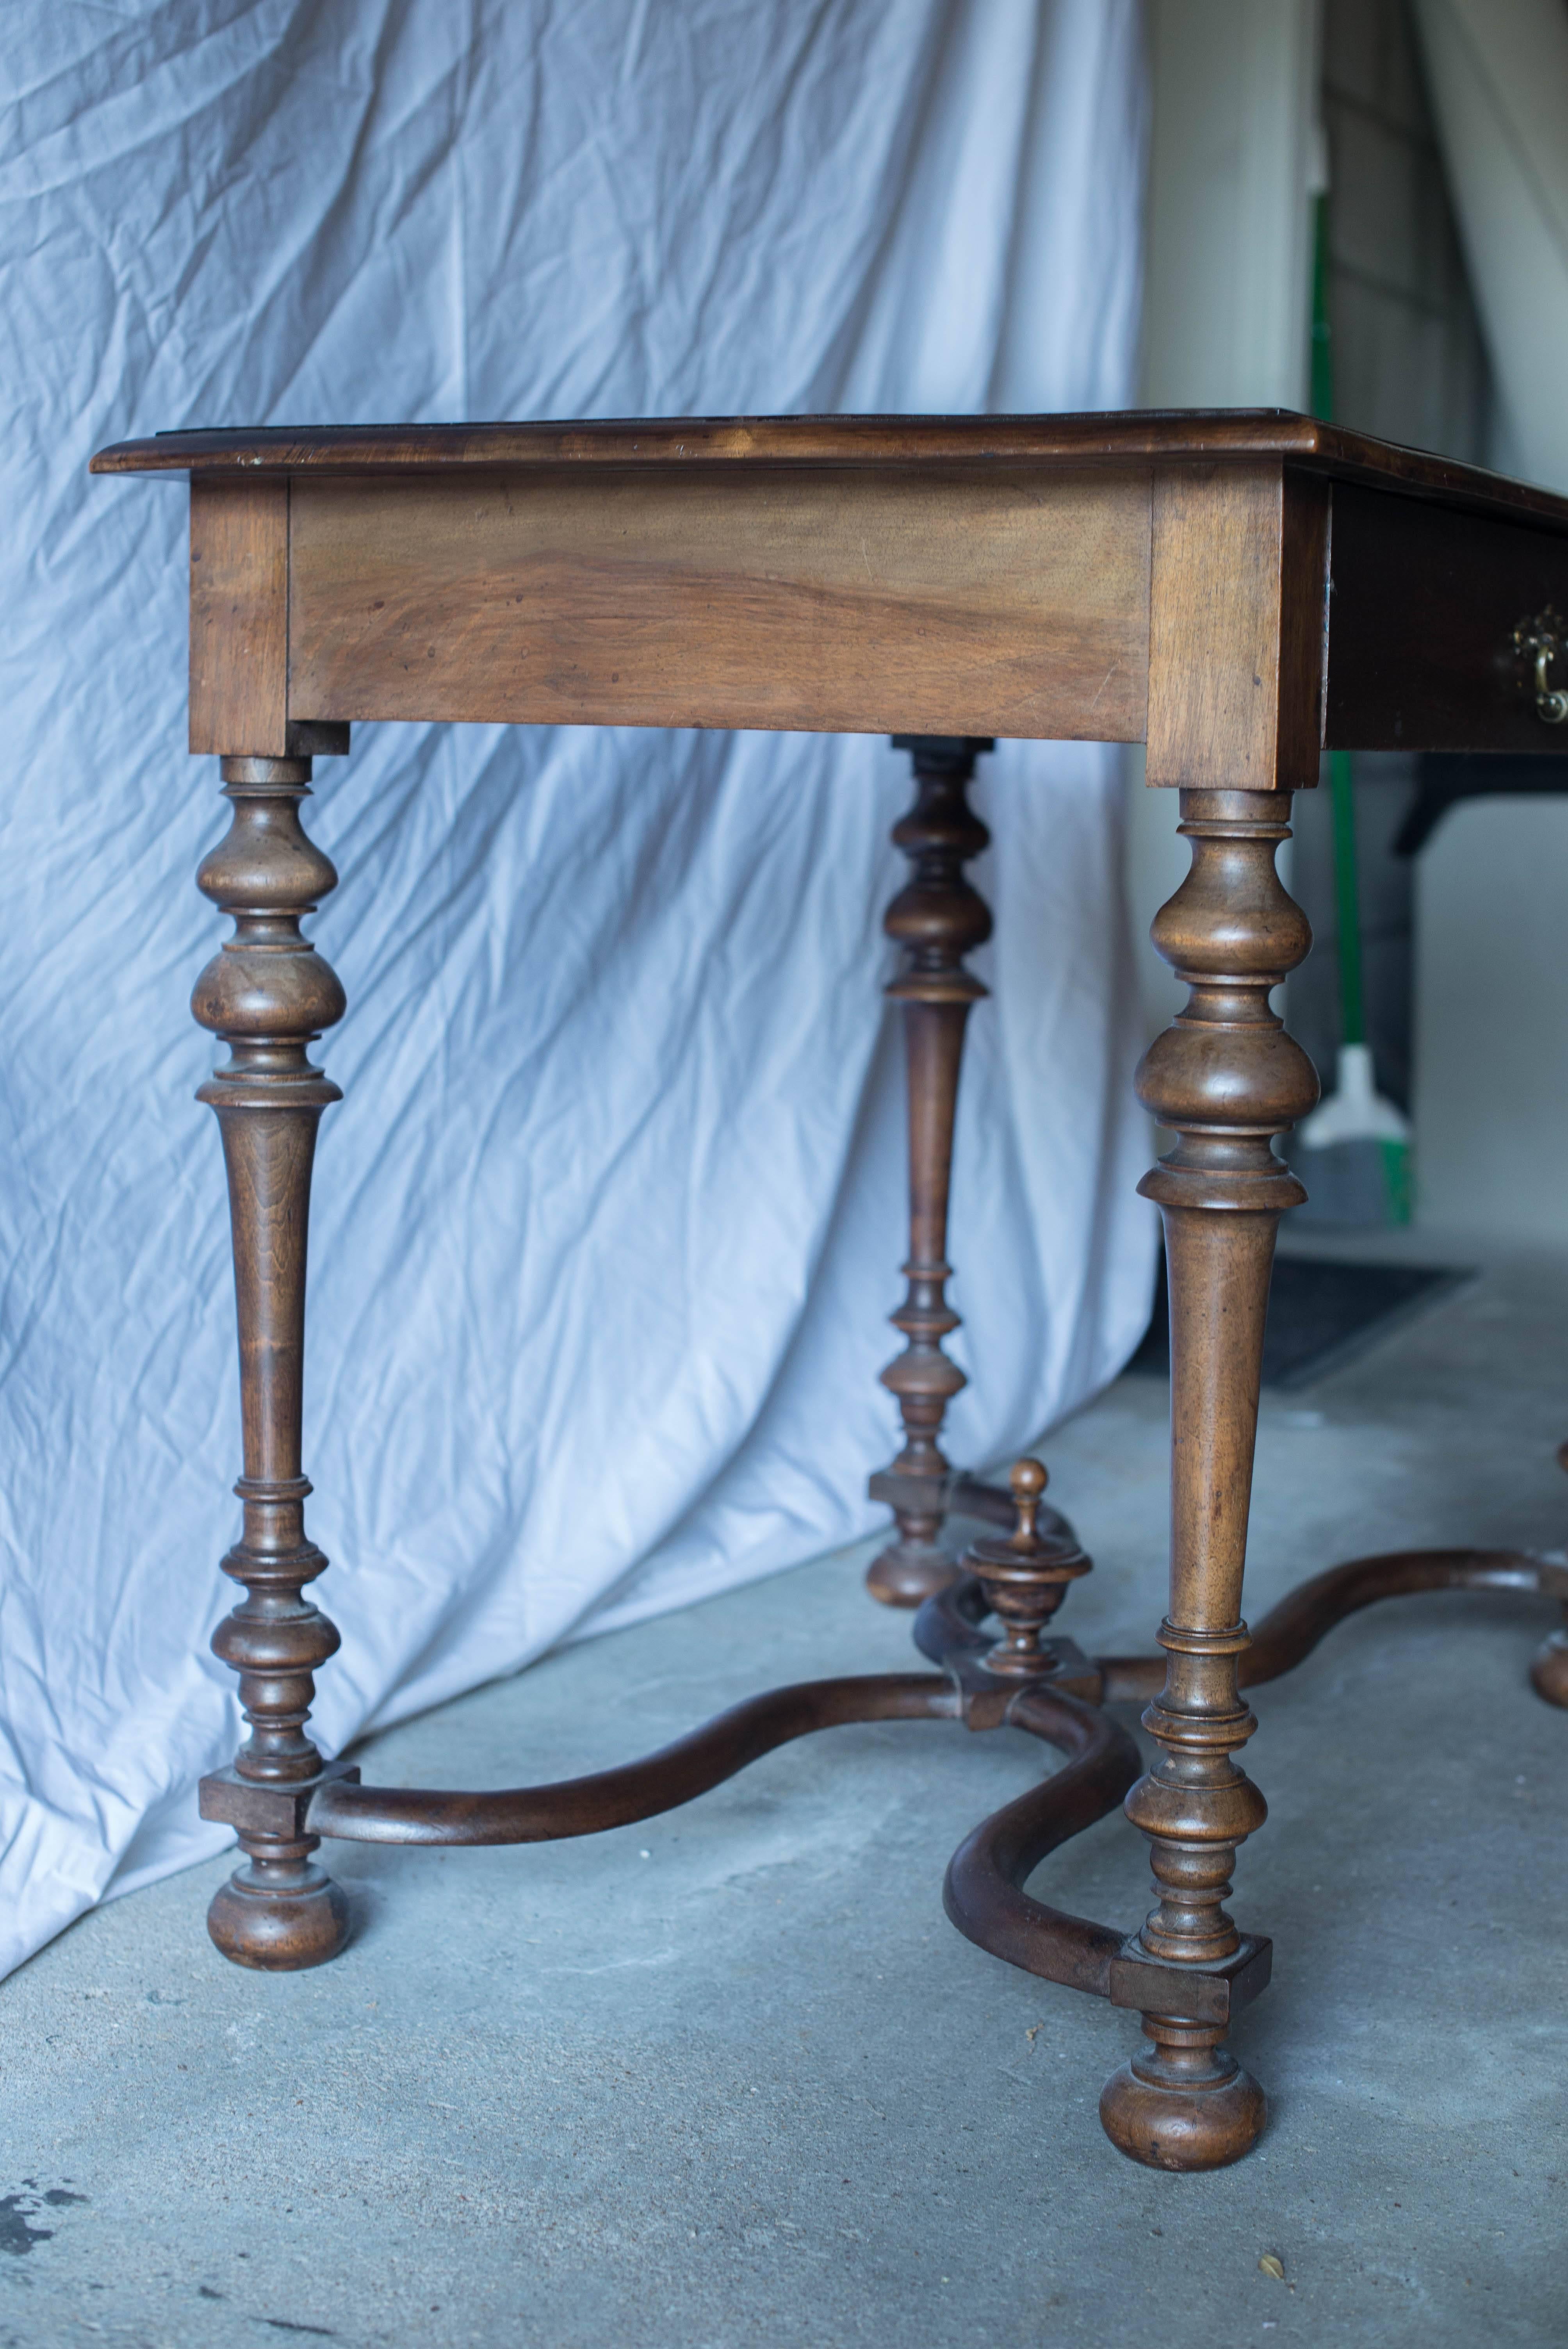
[1008,1456,1048,1544]
[964,1456,1090,1677]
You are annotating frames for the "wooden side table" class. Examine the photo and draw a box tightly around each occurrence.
[90,412,1568,2171]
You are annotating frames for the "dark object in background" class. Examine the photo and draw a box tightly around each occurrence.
[1128,1252,1468,1390]
[1395,751,1568,855]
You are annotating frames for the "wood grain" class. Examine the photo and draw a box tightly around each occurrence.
[194,751,349,1970]
[1326,478,1568,751]
[1146,465,1327,791]
[189,478,290,757]
[286,465,1153,740]
[187,498,349,762]
[867,737,993,1608]
[1106,786,1319,2171]
[90,409,1568,536]
[95,403,1568,2179]
[1278,468,1332,774]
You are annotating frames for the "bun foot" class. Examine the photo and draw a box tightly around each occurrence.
[1530,1629,1568,1709]
[866,1533,959,1608]
[1099,2034,1266,2171]
[208,1847,351,1971]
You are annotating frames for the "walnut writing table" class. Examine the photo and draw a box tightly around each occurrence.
[90,412,1568,2172]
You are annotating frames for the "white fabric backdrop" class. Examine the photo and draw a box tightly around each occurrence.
[0,0,1154,1978]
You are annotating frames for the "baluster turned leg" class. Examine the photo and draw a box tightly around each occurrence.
[1531,1443,1568,1704]
[1099,788,1318,2169]
[866,736,994,1607]
[194,754,350,1969]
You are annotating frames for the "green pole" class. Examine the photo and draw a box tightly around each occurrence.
[1310,191,1410,1222]
[1310,191,1335,423]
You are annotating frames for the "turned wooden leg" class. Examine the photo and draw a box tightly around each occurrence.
[1532,1445,1568,1704]
[1099,788,1318,2170]
[1530,1618,1568,1706]
[867,736,994,1607]
[194,755,350,1970]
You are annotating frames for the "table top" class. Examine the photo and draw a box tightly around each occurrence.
[88,407,1568,766]
[90,408,1568,535]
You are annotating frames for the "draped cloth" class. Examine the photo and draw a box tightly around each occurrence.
[0,0,1153,1977]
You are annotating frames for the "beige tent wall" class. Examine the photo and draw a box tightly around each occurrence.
[1410,0,1568,1244]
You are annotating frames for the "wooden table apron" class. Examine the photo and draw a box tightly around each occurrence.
[88,412,1568,2173]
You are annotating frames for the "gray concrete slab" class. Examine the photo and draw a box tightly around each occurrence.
[4,1253,1567,2347]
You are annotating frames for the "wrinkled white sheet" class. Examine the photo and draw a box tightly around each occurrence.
[0,0,1153,1978]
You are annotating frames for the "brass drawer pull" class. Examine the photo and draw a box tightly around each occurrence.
[1515,609,1568,722]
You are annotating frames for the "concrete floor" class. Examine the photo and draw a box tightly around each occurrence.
[5,1249,1568,2347]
